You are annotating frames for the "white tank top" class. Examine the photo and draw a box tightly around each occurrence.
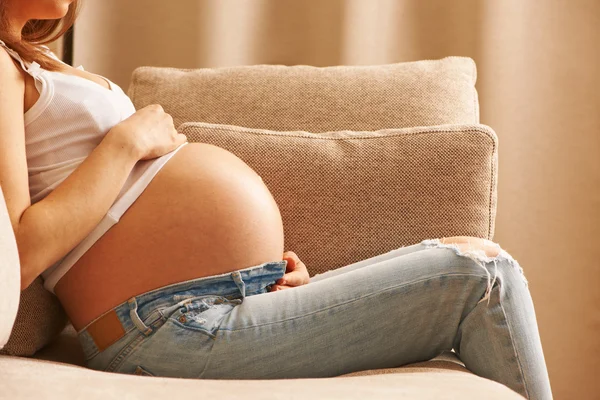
[0,40,188,293]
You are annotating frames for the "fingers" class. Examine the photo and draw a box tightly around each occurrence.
[282,256,295,273]
[282,251,299,272]
[177,133,188,145]
[283,250,301,264]
[269,251,310,291]
[276,270,308,286]
[269,284,292,291]
[281,252,309,285]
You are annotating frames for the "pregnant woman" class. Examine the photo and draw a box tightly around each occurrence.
[0,1,552,399]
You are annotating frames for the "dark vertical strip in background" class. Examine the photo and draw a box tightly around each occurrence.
[63,25,74,65]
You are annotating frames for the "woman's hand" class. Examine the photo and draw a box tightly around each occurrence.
[106,104,188,161]
[269,251,310,291]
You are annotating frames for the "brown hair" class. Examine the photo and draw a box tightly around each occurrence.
[0,1,81,72]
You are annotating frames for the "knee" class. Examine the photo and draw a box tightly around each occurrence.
[419,238,495,278]
[438,236,502,258]
[421,237,528,290]
[421,237,504,266]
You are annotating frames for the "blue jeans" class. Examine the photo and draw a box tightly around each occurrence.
[78,240,552,400]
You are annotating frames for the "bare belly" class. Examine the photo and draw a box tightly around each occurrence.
[54,143,285,331]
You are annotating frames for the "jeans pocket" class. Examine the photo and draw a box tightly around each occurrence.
[168,294,242,338]
[98,308,166,373]
[113,295,242,378]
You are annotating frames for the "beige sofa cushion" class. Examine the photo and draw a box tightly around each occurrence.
[1,355,525,399]
[179,122,498,277]
[0,277,68,356]
[128,57,479,132]
[0,187,20,350]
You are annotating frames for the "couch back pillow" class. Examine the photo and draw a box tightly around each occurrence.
[128,57,479,132]
[179,122,497,277]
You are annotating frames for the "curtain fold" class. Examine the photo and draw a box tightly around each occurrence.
[72,1,599,399]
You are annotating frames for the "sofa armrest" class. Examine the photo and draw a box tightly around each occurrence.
[0,186,20,350]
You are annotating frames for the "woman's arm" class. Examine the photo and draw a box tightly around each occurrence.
[0,48,140,290]
[1,48,184,290]
[16,134,139,289]
[15,101,184,290]
[0,53,141,289]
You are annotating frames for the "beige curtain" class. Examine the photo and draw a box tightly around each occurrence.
[71,1,599,399]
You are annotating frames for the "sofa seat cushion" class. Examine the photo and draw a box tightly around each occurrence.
[32,324,86,367]
[1,355,524,399]
[128,57,480,132]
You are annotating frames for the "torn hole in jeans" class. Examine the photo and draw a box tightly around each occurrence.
[421,238,528,305]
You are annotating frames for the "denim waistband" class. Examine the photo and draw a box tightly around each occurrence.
[77,260,288,360]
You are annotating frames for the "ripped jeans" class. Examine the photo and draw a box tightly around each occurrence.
[78,240,553,400]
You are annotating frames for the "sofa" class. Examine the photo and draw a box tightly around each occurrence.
[0,57,528,399]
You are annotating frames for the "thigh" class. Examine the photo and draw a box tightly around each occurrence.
[201,246,491,379]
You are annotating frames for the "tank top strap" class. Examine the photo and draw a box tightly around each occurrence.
[0,39,43,80]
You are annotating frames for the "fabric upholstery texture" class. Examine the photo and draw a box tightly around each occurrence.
[179,122,498,277]
[127,57,479,132]
[1,355,525,400]
[0,187,20,350]
[0,277,68,356]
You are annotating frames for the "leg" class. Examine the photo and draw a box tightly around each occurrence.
[309,242,429,283]
[421,239,553,400]
[219,244,551,399]
[119,242,552,399]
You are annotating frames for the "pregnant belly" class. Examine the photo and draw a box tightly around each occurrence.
[55,143,285,331]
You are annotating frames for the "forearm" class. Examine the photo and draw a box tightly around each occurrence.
[17,132,140,289]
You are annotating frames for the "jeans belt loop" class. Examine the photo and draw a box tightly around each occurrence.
[230,271,246,298]
[127,297,153,336]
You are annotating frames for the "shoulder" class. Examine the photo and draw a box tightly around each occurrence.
[0,43,17,67]
[0,45,25,89]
